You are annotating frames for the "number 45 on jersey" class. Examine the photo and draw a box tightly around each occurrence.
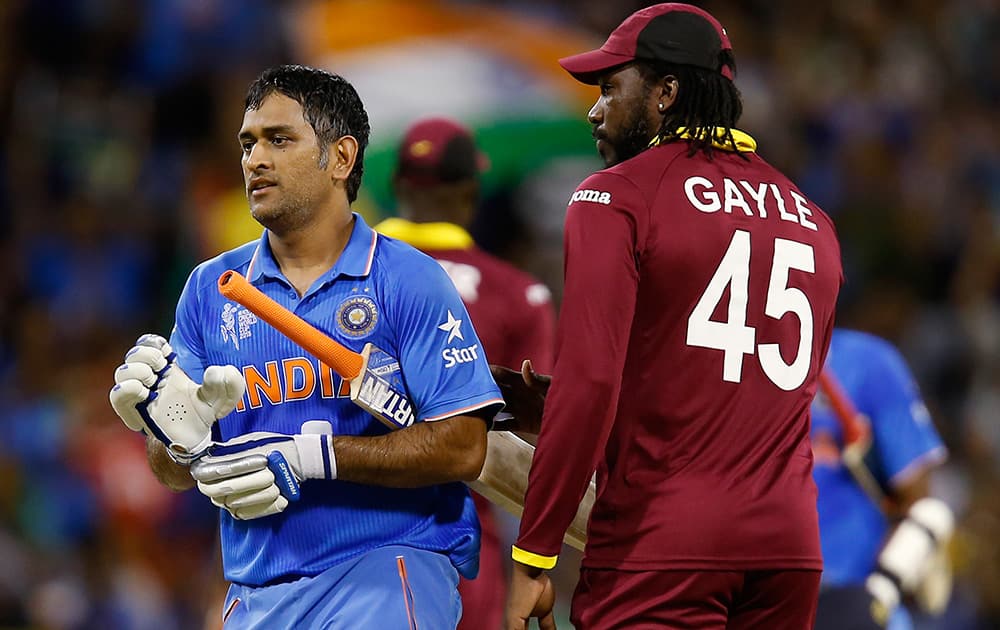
[687,230,815,391]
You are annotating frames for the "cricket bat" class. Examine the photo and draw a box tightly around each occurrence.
[470,431,595,552]
[219,270,415,431]
[818,368,889,509]
[217,270,594,551]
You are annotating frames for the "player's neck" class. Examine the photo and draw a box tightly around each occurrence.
[399,195,472,227]
[268,208,355,297]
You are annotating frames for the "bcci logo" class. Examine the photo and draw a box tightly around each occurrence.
[221,303,258,350]
[336,296,378,337]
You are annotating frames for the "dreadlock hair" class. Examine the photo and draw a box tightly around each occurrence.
[637,51,745,161]
[245,65,371,203]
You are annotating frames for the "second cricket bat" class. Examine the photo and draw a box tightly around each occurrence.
[471,431,595,552]
[818,368,887,508]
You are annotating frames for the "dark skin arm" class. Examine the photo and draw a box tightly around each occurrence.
[890,469,933,516]
[333,414,488,487]
[146,435,195,492]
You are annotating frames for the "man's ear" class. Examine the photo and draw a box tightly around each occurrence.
[656,75,680,112]
[330,135,360,184]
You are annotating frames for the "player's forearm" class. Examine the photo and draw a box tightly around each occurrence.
[889,469,932,517]
[515,375,615,561]
[333,415,487,487]
[146,435,196,492]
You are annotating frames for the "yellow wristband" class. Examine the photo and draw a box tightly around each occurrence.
[512,545,558,570]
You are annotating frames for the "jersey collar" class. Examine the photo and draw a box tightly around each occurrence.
[246,212,379,283]
[650,127,757,153]
[373,218,474,251]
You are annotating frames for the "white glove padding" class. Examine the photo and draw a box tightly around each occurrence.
[109,334,245,464]
[914,542,953,614]
[190,421,336,520]
[191,453,287,520]
[864,573,900,627]
[866,497,955,623]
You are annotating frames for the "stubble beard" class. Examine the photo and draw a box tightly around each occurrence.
[605,109,653,167]
[250,190,315,237]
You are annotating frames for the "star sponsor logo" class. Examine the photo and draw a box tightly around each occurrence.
[221,302,258,350]
[437,310,464,344]
[442,344,480,369]
[437,310,478,368]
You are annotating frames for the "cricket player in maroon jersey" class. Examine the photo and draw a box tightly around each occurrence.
[498,4,844,629]
[375,117,556,630]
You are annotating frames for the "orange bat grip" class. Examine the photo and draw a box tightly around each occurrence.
[818,368,868,446]
[217,270,363,379]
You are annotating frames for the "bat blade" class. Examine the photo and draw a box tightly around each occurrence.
[470,431,593,552]
[350,343,415,430]
[818,368,888,509]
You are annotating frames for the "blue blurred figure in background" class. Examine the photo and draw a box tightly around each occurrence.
[812,328,951,630]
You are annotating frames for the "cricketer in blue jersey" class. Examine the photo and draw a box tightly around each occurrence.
[811,329,950,630]
[110,65,503,630]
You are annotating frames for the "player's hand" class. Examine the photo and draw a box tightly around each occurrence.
[505,561,556,630]
[190,421,336,520]
[866,497,954,624]
[864,574,899,628]
[490,359,551,434]
[109,334,245,463]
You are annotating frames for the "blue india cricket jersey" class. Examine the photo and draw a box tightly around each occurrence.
[811,329,947,586]
[169,214,504,586]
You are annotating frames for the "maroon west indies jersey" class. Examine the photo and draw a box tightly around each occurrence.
[515,130,843,572]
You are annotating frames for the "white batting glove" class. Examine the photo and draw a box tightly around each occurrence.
[109,334,245,464]
[190,421,336,520]
[866,497,955,624]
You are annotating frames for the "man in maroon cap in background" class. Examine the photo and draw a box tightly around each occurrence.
[496,4,843,629]
[375,117,556,630]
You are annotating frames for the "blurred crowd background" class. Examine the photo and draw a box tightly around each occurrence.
[0,0,996,628]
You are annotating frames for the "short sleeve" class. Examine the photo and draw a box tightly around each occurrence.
[862,340,947,489]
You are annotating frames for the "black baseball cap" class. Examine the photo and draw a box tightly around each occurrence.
[394,117,489,186]
[559,3,734,84]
